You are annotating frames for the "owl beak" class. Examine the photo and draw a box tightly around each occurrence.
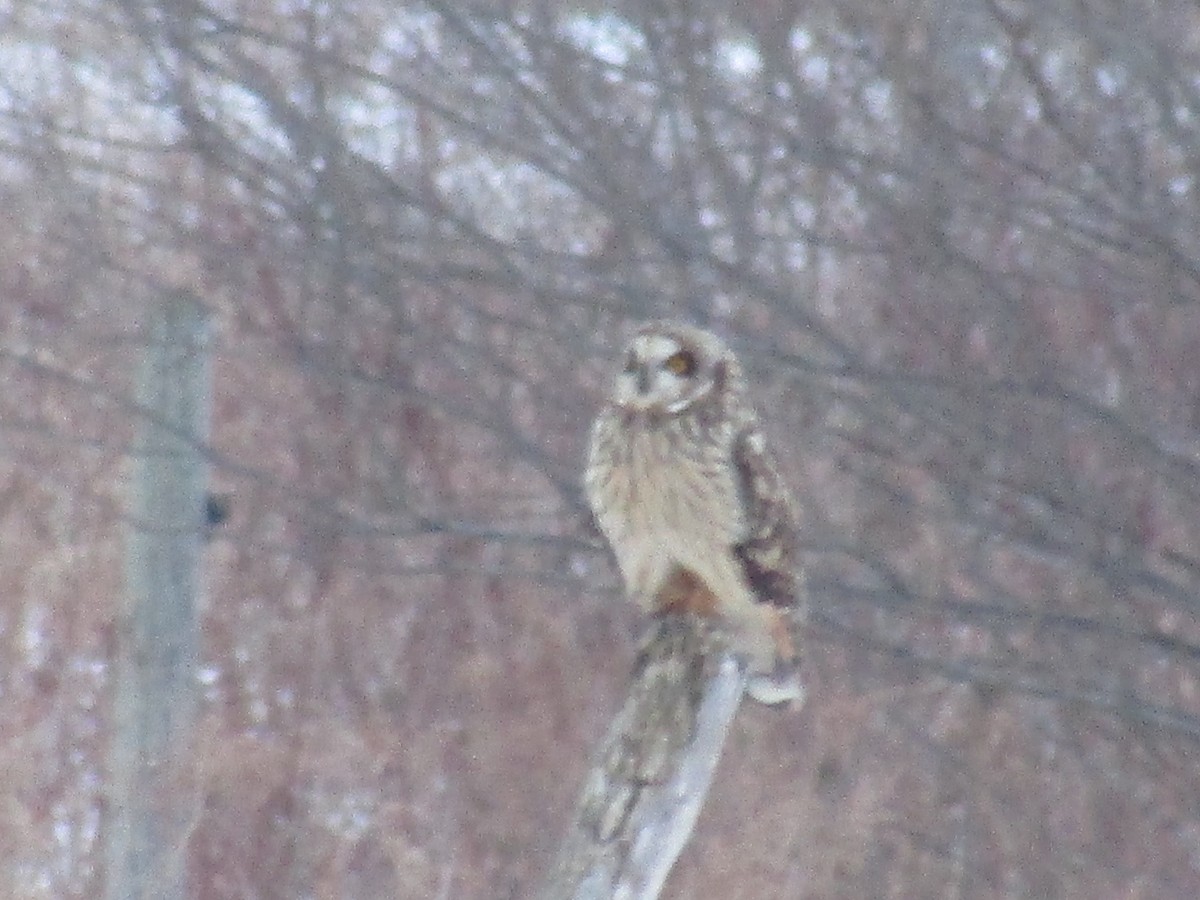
[635,365,650,395]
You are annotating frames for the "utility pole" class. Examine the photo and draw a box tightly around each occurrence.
[108,292,211,900]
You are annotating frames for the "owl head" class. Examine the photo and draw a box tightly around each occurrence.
[610,321,738,415]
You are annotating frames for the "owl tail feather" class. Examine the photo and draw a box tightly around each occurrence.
[746,662,804,707]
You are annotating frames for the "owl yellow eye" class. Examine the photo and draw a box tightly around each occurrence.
[663,350,695,376]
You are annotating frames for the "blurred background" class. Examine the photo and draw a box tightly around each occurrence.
[4,0,1200,896]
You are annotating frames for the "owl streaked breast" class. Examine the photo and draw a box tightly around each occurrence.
[585,411,744,614]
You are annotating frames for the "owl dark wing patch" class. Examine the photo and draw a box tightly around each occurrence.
[731,421,800,610]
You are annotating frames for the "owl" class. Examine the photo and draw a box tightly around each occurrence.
[585,321,804,705]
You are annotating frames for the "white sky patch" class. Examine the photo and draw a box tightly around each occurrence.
[0,38,65,101]
[205,80,294,159]
[698,206,721,229]
[22,602,47,669]
[376,8,443,61]
[436,155,580,247]
[788,28,831,88]
[1041,48,1066,86]
[863,79,893,120]
[337,82,420,167]
[790,28,814,55]
[791,196,817,230]
[561,12,645,66]
[716,38,762,78]
[250,696,269,723]
[1103,366,1122,406]
[0,37,175,146]
[319,791,375,838]
[980,43,1006,70]
[1095,65,1124,98]
[802,54,831,88]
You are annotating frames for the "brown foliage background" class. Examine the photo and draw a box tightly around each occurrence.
[3,0,1200,896]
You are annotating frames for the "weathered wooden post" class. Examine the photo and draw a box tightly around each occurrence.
[108,292,211,900]
[539,616,747,900]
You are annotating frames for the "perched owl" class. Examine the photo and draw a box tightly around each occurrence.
[585,321,804,705]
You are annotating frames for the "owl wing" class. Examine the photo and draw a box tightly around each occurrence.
[731,419,801,611]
